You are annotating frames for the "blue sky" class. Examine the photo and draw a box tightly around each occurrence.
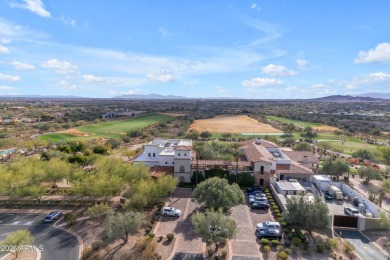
[1,0,390,98]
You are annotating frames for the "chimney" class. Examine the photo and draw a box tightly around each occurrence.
[302,155,308,164]
[255,138,262,145]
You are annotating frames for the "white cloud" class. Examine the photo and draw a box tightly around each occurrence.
[345,72,390,89]
[242,77,282,88]
[83,74,114,85]
[250,3,261,11]
[354,43,390,64]
[261,64,296,77]
[11,61,35,70]
[159,27,171,39]
[0,73,21,81]
[10,0,51,18]
[57,80,78,90]
[215,86,229,94]
[296,59,310,69]
[41,59,78,74]
[147,72,175,83]
[0,45,10,54]
[0,86,15,90]
[59,16,76,27]
[110,89,142,95]
[0,39,11,44]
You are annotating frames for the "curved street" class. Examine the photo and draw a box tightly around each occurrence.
[0,213,79,260]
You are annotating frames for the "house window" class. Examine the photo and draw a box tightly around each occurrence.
[148,153,151,157]
[178,153,181,156]
[260,166,264,174]
[179,176,185,183]
[173,162,174,164]
[260,179,264,186]
[280,174,285,180]
[180,166,185,173]
[153,153,155,157]
[184,153,187,156]
[165,162,168,165]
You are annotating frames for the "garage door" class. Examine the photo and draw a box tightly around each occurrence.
[333,215,358,228]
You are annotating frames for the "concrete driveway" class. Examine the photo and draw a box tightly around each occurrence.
[336,229,390,260]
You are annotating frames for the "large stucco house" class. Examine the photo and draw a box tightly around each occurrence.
[133,138,319,187]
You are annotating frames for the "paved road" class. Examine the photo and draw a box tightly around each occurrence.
[0,213,79,260]
[336,229,390,260]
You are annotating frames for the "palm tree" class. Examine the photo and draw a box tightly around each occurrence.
[231,143,244,184]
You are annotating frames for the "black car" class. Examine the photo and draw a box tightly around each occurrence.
[246,186,263,195]
[251,202,270,210]
[324,191,333,200]
[256,228,282,240]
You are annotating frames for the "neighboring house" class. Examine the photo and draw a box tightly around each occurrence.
[275,180,306,196]
[101,112,117,119]
[133,138,316,186]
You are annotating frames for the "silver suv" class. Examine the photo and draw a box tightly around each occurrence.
[256,221,281,231]
[162,207,181,217]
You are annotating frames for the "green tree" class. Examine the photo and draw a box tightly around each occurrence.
[106,212,146,243]
[191,209,236,254]
[284,195,329,234]
[379,179,390,207]
[45,158,71,188]
[186,129,200,140]
[221,133,232,140]
[379,147,390,165]
[357,166,381,184]
[68,141,85,156]
[193,177,244,210]
[378,212,390,229]
[93,145,108,155]
[320,157,350,180]
[200,131,212,139]
[352,149,374,162]
[84,203,113,223]
[300,126,317,141]
[295,142,311,151]
[0,230,34,258]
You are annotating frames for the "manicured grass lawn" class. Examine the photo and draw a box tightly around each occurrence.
[38,113,173,142]
[266,115,324,127]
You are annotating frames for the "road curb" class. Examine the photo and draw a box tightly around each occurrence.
[359,231,390,257]
[53,218,83,260]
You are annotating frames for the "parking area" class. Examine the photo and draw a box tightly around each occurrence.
[227,193,275,259]
[0,213,45,226]
[325,199,358,216]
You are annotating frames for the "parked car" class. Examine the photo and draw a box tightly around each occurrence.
[44,211,62,223]
[256,228,282,240]
[256,221,281,231]
[250,198,268,205]
[246,186,263,195]
[344,207,359,217]
[251,202,270,210]
[324,191,333,200]
[162,207,181,217]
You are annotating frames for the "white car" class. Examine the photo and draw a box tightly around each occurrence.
[162,207,181,217]
[256,221,281,231]
[344,207,359,217]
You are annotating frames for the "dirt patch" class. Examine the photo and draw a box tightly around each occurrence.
[313,125,340,132]
[189,115,282,134]
[160,113,186,117]
[363,230,390,256]
[60,129,92,137]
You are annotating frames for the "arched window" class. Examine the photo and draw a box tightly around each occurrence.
[179,176,185,183]
[180,165,185,173]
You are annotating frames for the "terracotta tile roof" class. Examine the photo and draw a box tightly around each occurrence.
[240,141,275,163]
[283,151,319,164]
[149,166,174,177]
[191,160,252,167]
[275,161,314,175]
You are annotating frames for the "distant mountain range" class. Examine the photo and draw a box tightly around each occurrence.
[355,92,390,99]
[311,95,385,102]
[112,94,186,99]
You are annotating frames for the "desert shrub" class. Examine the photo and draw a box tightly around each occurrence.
[135,236,153,251]
[147,222,154,228]
[277,213,283,218]
[275,209,280,214]
[325,238,338,251]
[207,247,215,256]
[273,205,279,210]
[272,240,280,246]
[294,227,306,242]
[167,233,174,241]
[82,247,93,260]
[284,248,290,255]
[278,251,289,260]
[292,237,302,247]
[91,240,104,250]
[277,217,284,222]
[261,238,270,245]
[343,241,354,254]
[282,222,287,227]
[149,233,155,238]
[317,244,325,253]
[276,245,284,251]
[64,213,77,226]
[263,245,271,255]
[221,250,227,258]
[145,228,151,234]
